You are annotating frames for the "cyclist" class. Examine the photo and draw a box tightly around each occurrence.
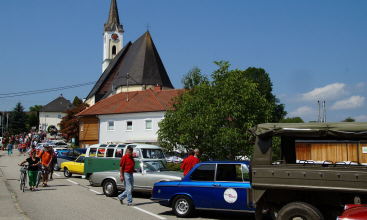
[18,150,40,191]
[39,145,53,187]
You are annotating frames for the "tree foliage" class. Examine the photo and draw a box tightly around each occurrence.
[9,102,28,135]
[59,99,88,143]
[342,117,355,122]
[280,117,304,123]
[182,67,208,89]
[27,105,43,130]
[159,61,283,160]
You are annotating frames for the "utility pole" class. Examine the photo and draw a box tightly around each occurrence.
[322,101,326,123]
[317,100,321,122]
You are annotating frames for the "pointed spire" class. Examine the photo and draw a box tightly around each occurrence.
[104,0,123,32]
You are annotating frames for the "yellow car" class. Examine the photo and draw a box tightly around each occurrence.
[61,154,85,177]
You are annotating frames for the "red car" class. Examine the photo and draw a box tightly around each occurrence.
[337,204,367,220]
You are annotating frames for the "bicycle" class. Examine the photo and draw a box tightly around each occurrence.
[19,165,28,192]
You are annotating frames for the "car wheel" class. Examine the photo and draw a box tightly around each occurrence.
[64,168,72,177]
[102,179,118,197]
[277,202,324,220]
[172,195,194,218]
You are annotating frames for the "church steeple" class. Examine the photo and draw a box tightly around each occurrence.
[104,0,123,32]
[102,0,124,72]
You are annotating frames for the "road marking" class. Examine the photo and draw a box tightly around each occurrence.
[66,179,79,185]
[53,173,60,177]
[89,189,102,194]
[133,206,167,220]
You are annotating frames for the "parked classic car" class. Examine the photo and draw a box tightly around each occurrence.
[61,154,86,177]
[54,148,86,171]
[89,160,182,196]
[151,161,254,217]
[337,204,367,220]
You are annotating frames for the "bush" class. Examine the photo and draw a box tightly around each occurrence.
[166,162,182,172]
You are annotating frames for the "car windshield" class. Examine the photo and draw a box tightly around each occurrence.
[143,161,168,172]
[141,149,165,159]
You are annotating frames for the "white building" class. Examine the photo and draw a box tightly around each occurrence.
[39,96,72,131]
[78,88,183,145]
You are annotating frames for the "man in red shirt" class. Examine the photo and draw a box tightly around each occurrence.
[117,146,135,206]
[40,145,53,187]
[181,149,200,176]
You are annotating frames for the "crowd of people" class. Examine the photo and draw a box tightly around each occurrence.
[1,131,47,156]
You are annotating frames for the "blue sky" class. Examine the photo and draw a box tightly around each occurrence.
[0,0,366,122]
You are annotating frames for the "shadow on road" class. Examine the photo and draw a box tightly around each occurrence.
[158,210,255,220]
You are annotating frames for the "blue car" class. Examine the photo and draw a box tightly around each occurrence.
[151,161,254,217]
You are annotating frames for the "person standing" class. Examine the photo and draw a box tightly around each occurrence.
[180,149,201,176]
[19,150,40,191]
[39,145,53,187]
[7,137,14,156]
[117,146,135,206]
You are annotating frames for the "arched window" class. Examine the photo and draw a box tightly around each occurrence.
[112,46,116,55]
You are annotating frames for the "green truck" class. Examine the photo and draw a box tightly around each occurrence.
[251,122,367,219]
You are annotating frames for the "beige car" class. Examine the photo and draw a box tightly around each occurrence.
[89,160,183,196]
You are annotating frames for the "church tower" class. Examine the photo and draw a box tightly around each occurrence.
[102,0,124,72]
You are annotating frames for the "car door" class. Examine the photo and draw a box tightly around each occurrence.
[210,163,252,211]
[73,156,85,174]
[178,163,217,208]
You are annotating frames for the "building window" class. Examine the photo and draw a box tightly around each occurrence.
[145,120,152,130]
[58,114,62,119]
[126,121,133,131]
[108,121,115,131]
[112,46,116,55]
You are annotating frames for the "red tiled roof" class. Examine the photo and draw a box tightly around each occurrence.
[77,89,184,116]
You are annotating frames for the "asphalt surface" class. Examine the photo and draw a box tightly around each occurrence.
[0,151,255,220]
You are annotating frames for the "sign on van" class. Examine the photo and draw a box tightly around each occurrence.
[362,146,367,154]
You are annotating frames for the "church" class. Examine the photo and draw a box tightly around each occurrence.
[78,0,183,147]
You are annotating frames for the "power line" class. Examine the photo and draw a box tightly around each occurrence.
[0,81,96,99]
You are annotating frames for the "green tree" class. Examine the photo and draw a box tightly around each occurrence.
[159,61,275,160]
[59,102,88,144]
[342,117,355,122]
[72,96,83,106]
[27,105,43,130]
[182,67,208,89]
[244,67,287,122]
[280,117,304,123]
[9,102,28,135]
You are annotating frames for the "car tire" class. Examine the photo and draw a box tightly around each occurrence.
[277,202,324,220]
[64,168,72,177]
[172,195,194,218]
[102,179,118,197]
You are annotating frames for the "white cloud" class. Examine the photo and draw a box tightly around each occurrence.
[289,106,314,117]
[355,115,367,122]
[331,96,365,110]
[301,83,346,101]
[356,82,365,89]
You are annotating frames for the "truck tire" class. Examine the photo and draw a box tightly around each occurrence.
[277,202,324,220]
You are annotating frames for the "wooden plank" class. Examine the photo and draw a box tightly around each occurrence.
[359,142,367,163]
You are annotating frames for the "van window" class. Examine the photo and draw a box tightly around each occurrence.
[115,148,123,158]
[100,144,107,147]
[97,148,106,157]
[117,144,126,148]
[106,148,114,157]
[141,149,165,159]
[89,148,97,157]
[108,144,116,148]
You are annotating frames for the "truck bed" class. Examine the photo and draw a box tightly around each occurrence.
[252,164,367,193]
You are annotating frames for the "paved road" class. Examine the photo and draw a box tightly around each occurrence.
[0,151,254,220]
